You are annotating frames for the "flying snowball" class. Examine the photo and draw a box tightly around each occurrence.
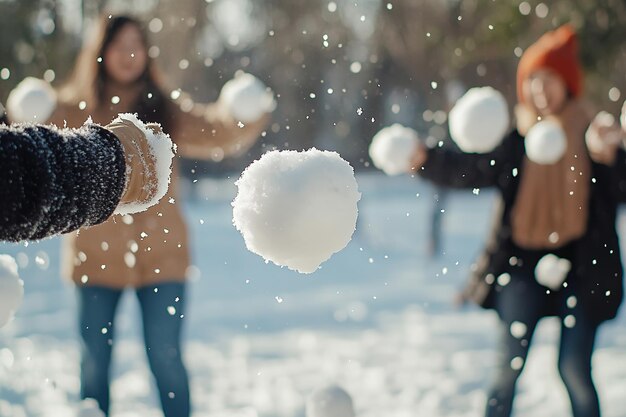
[586,111,622,154]
[232,148,361,274]
[76,399,105,417]
[0,255,24,328]
[369,124,421,175]
[6,77,57,123]
[525,120,567,165]
[535,253,571,291]
[448,86,509,153]
[510,321,528,339]
[219,72,276,122]
[306,385,356,417]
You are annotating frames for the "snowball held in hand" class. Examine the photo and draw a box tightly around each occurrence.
[306,385,356,417]
[525,120,567,165]
[369,124,420,175]
[448,86,509,153]
[6,77,57,123]
[219,72,276,122]
[111,113,175,216]
[232,149,361,274]
[0,255,24,328]
[535,253,571,291]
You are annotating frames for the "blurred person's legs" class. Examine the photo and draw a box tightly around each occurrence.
[78,285,123,415]
[558,308,601,417]
[486,272,545,417]
[137,282,190,417]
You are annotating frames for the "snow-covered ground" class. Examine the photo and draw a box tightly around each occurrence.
[1,173,625,417]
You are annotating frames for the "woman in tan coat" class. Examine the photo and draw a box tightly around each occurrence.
[23,15,269,417]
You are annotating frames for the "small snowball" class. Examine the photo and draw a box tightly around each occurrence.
[525,120,567,165]
[306,385,356,417]
[6,77,57,123]
[510,321,527,339]
[76,398,105,417]
[232,149,361,274]
[510,356,524,371]
[535,253,571,290]
[368,124,420,175]
[112,113,175,215]
[448,86,509,153]
[219,72,276,122]
[497,273,511,287]
[0,255,24,328]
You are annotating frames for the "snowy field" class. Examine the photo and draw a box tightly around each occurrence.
[1,172,626,417]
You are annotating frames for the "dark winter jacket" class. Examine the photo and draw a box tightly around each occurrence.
[0,123,126,242]
[420,129,625,323]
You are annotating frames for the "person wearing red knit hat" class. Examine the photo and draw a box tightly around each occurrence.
[407,25,626,417]
[516,25,583,105]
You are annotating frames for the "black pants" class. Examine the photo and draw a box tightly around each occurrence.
[486,272,600,417]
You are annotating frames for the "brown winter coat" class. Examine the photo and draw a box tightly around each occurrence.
[47,85,269,288]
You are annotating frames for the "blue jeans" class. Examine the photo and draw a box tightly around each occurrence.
[77,282,190,417]
[485,272,600,417]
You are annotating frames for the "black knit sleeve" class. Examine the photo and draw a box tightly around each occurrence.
[0,123,126,242]
[419,130,521,189]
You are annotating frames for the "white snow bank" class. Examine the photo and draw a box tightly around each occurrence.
[535,254,571,291]
[369,124,420,176]
[219,72,276,122]
[232,148,361,274]
[0,255,24,328]
[112,113,175,215]
[306,385,356,417]
[525,120,566,165]
[448,87,509,153]
[6,77,57,123]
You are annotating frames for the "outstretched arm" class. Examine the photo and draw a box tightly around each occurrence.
[411,131,521,189]
[0,116,173,242]
[0,123,126,241]
[168,93,270,160]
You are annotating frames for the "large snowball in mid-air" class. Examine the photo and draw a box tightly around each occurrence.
[219,72,276,122]
[306,385,356,417]
[6,77,57,123]
[232,149,361,274]
[0,255,24,328]
[369,124,420,175]
[525,120,567,165]
[535,254,571,291]
[448,86,509,153]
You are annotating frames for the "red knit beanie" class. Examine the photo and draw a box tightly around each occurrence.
[517,25,583,103]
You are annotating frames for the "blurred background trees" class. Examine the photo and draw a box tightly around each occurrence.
[1,0,625,174]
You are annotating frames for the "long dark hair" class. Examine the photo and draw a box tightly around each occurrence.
[59,15,171,131]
